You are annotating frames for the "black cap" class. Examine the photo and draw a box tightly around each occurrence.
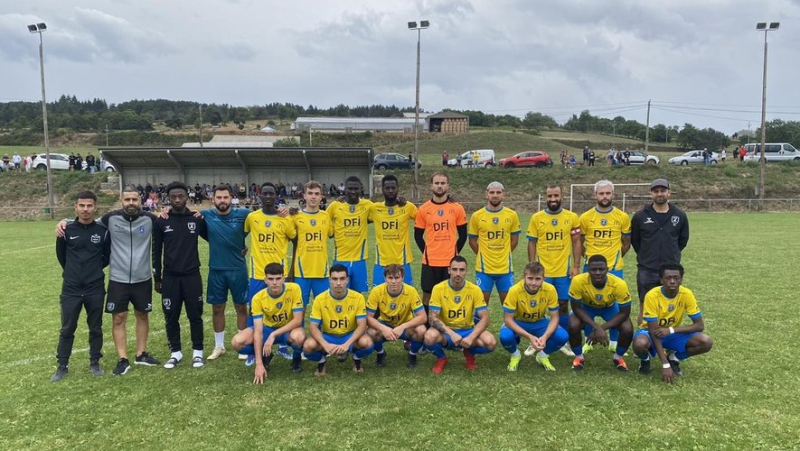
[651,178,669,190]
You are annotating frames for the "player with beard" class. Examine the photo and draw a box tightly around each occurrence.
[527,184,582,356]
[326,176,372,293]
[468,181,521,305]
[369,175,418,286]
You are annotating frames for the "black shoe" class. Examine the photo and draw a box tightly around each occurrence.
[376,351,387,368]
[261,354,273,369]
[638,359,651,375]
[669,358,683,377]
[407,353,418,369]
[50,365,68,382]
[291,357,303,374]
[352,358,363,373]
[134,352,160,366]
[337,353,348,363]
[90,361,104,377]
[112,358,130,376]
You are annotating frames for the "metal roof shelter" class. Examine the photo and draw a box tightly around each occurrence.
[99,147,375,195]
[292,117,426,133]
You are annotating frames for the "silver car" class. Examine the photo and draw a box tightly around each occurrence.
[628,151,660,165]
[668,150,718,165]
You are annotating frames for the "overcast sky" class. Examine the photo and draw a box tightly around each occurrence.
[2,0,800,134]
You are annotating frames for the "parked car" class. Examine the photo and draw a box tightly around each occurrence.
[447,149,496,168]
[742,143,800,163]
[628,151,660,165]
[32,153,116,171]
[498,151,552,168]
[668,150,718,165]
[373,153,420,170]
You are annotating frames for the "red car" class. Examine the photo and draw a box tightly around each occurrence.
[499,151,552,168]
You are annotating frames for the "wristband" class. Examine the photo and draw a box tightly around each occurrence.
[669,327,675,334]
[662,363,671,369]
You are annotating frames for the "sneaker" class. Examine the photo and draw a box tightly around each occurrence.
[206,347,226,361]
[406,353,418,369]
[134,352,160,366]
[164,357,180,369]
[403,341,411,351]
[113,358,131,375]
[50,365,68,382]
[245,355,255,367]
[376,351,387,368]
[261,354,273,369]
[192,356,205,368]
[238,353,248,360]
[89,362,104,377]
[536,354,556,371]
[613,357,629,372]
[463,349,477,371]
[572,356,585,371]
[352,358,364,373]
[507,354,522,372]
[431,356,448,375]
[276,346,293,361]
[638,359,651,375]
[337,353,348,363]
[582,342,594,354]
[668,358,683,377]
[291,357,303,374]
[315,361,328,376]
[558,344,575,357]
[524,344,536,357]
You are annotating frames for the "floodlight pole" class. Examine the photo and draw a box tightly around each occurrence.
[30,23,54,219]
[758,26,771,202]
[409,20,429,203]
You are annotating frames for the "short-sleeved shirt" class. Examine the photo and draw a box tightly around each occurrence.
[327,199,372,261]
[526,208,581,278]
[369,201,418,266]
[415,200,467,267]
[467,206,521,274]
[366,283,424,327]
[429,280,487,329]
[579,207,632,271]
[293,210,334,278]
[245,210,296,278]
[202,208,250,271]
[250,282,304,328]
[568,273,631,309]
[642,286,702,329]
[502,281,559,323]
[310,289,367,336]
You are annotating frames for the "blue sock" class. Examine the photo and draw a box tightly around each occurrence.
[616,345,629,357]
[240,345,254,356]
[676,350,689,360]
[374,340,384,354]
[428,342,446,359]
[304,350,324,362]
[354,345,374,359]
[609,328,619,342]
[291,344,302,359]
[409,340,423,354]
[470,346,492,355]
[559,313,570,330]
[503,343,518,354]
[572,346,583,357]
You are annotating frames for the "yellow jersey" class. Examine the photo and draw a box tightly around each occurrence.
[327,199,372,261]
[250,282,304,328]
[579,207,631,271]
[309,289,367,336]
[293,210,334,278]
[642,286,702,329]
[568,273,631,309]
[244,210,296,278]
[467,206,521,274]
[502,281,559,323]
[429,280,487,330]
[526,209,580,278]
[369,201,418,265]
[366,283,424,327]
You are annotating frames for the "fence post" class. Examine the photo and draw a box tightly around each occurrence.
[622,193,627,212]
[708,199,711,212]
[748,199,752,213]
[537,194,541,212]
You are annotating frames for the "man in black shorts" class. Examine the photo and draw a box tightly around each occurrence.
[153,182,208,369]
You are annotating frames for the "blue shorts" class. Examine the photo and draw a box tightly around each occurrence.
[246,279,267,327]
[332,260,368,293]
[322,331,355,352]
[545,276,570,301]
[444,328,474,349]
[579,303,626,336]
[372,263,413,287]
[499,319,569,354]
[583,265,623,279]
[635,329,698,356]
[376,320,413,341]
[295,277,330,306]
[207,269,248,304]
[475,272,515,294]
[249,325,291,346]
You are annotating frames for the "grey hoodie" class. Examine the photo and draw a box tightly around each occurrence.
[101,209,157,284]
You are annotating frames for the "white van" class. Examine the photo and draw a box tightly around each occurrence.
[743,143,800,163]
[447,149,496,168]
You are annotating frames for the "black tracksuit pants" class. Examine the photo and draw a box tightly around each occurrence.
[57,293,104,366]
[161,273,204,353]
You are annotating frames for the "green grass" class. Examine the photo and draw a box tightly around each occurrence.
[1,213,799,450]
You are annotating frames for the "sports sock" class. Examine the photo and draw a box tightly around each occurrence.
[373,340,384,354]
[538,350,548,358]
[193,349,203,359]
[354,345,374,359]
[615,344,629,357]
[511,350,521,358]
[675,350,689,360]
[668,351,679,362]
[291,344,303,359]
[613,353,623,360]
[572,346,583,357]
[428,342,446,359]
[171,351,183,361]
[214,332,224,348]
[559,313,570,330]
[240,345,255,356]
[409,340,423,354]
[304,350,324,362]
[503,343,518,354]
[470,346,492,355]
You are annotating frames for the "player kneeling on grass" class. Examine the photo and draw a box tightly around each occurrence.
[632,263,713,384]
[500,262,568,372]
[424,256,496,374]
[366,264,427,369]
[568,255,633,372]
[231,263,305,383]
[302,264,374,375]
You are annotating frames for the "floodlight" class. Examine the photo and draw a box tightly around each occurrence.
[756,23,767,30]
[420,20,430,28]
[408,21,417,29]
[37,22,47,30]
[27,24,37,33]
[769,22,780,29]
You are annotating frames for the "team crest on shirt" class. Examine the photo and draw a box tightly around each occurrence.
[91,234,101,244]
[138,225,145,234]
[529,300,537,307]
[335,305,342,313]
[454,295,462,304]
[276,302,283,309]
[671,216,680,226]
[349,205,356,213]
[552,219,558,226]
[106,303,115,311]
[600,219,608,226]
[265,220,272,227]
[595,294,603,301]
[188,222,196,231]
[437,209,444,216]
[390,302,397,310]
[668,304,675,312]
[387,207,394,215]
[310,219,317,226]
[492,217,499,224]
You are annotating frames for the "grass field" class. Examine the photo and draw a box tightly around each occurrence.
[2,213,799,450]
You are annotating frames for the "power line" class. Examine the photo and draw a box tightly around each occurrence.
[651,105,758,124]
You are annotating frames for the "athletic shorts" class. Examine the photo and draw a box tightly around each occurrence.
[332,260,368,293]
[421,264,449,293]
[254,325,291,347]
[372,263,413,287]
[207,269,248,304]
[160,273,203,310]
[376,320,414,341]
[583,265,623,279]
[476,272,514,294]
[295,277,330,306]
[545,276,571,301]
[444,328,474,349]
[636,268,661,304]
[322,331,355,352]
[635,329,698,357]
[106,279,153,314]
[578,303,625,335]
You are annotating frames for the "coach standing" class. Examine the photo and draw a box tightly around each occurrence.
[52,191,110,382]
[631,178,689,324]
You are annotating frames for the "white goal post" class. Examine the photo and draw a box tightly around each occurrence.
[569,183,652,213]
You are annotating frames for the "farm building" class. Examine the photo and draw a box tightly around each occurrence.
[427,111,469,134]
[292,117,425,133]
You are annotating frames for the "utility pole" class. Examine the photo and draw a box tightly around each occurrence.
[198,104,204,147]
[105,124,109,147]
[644,100,651,153]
